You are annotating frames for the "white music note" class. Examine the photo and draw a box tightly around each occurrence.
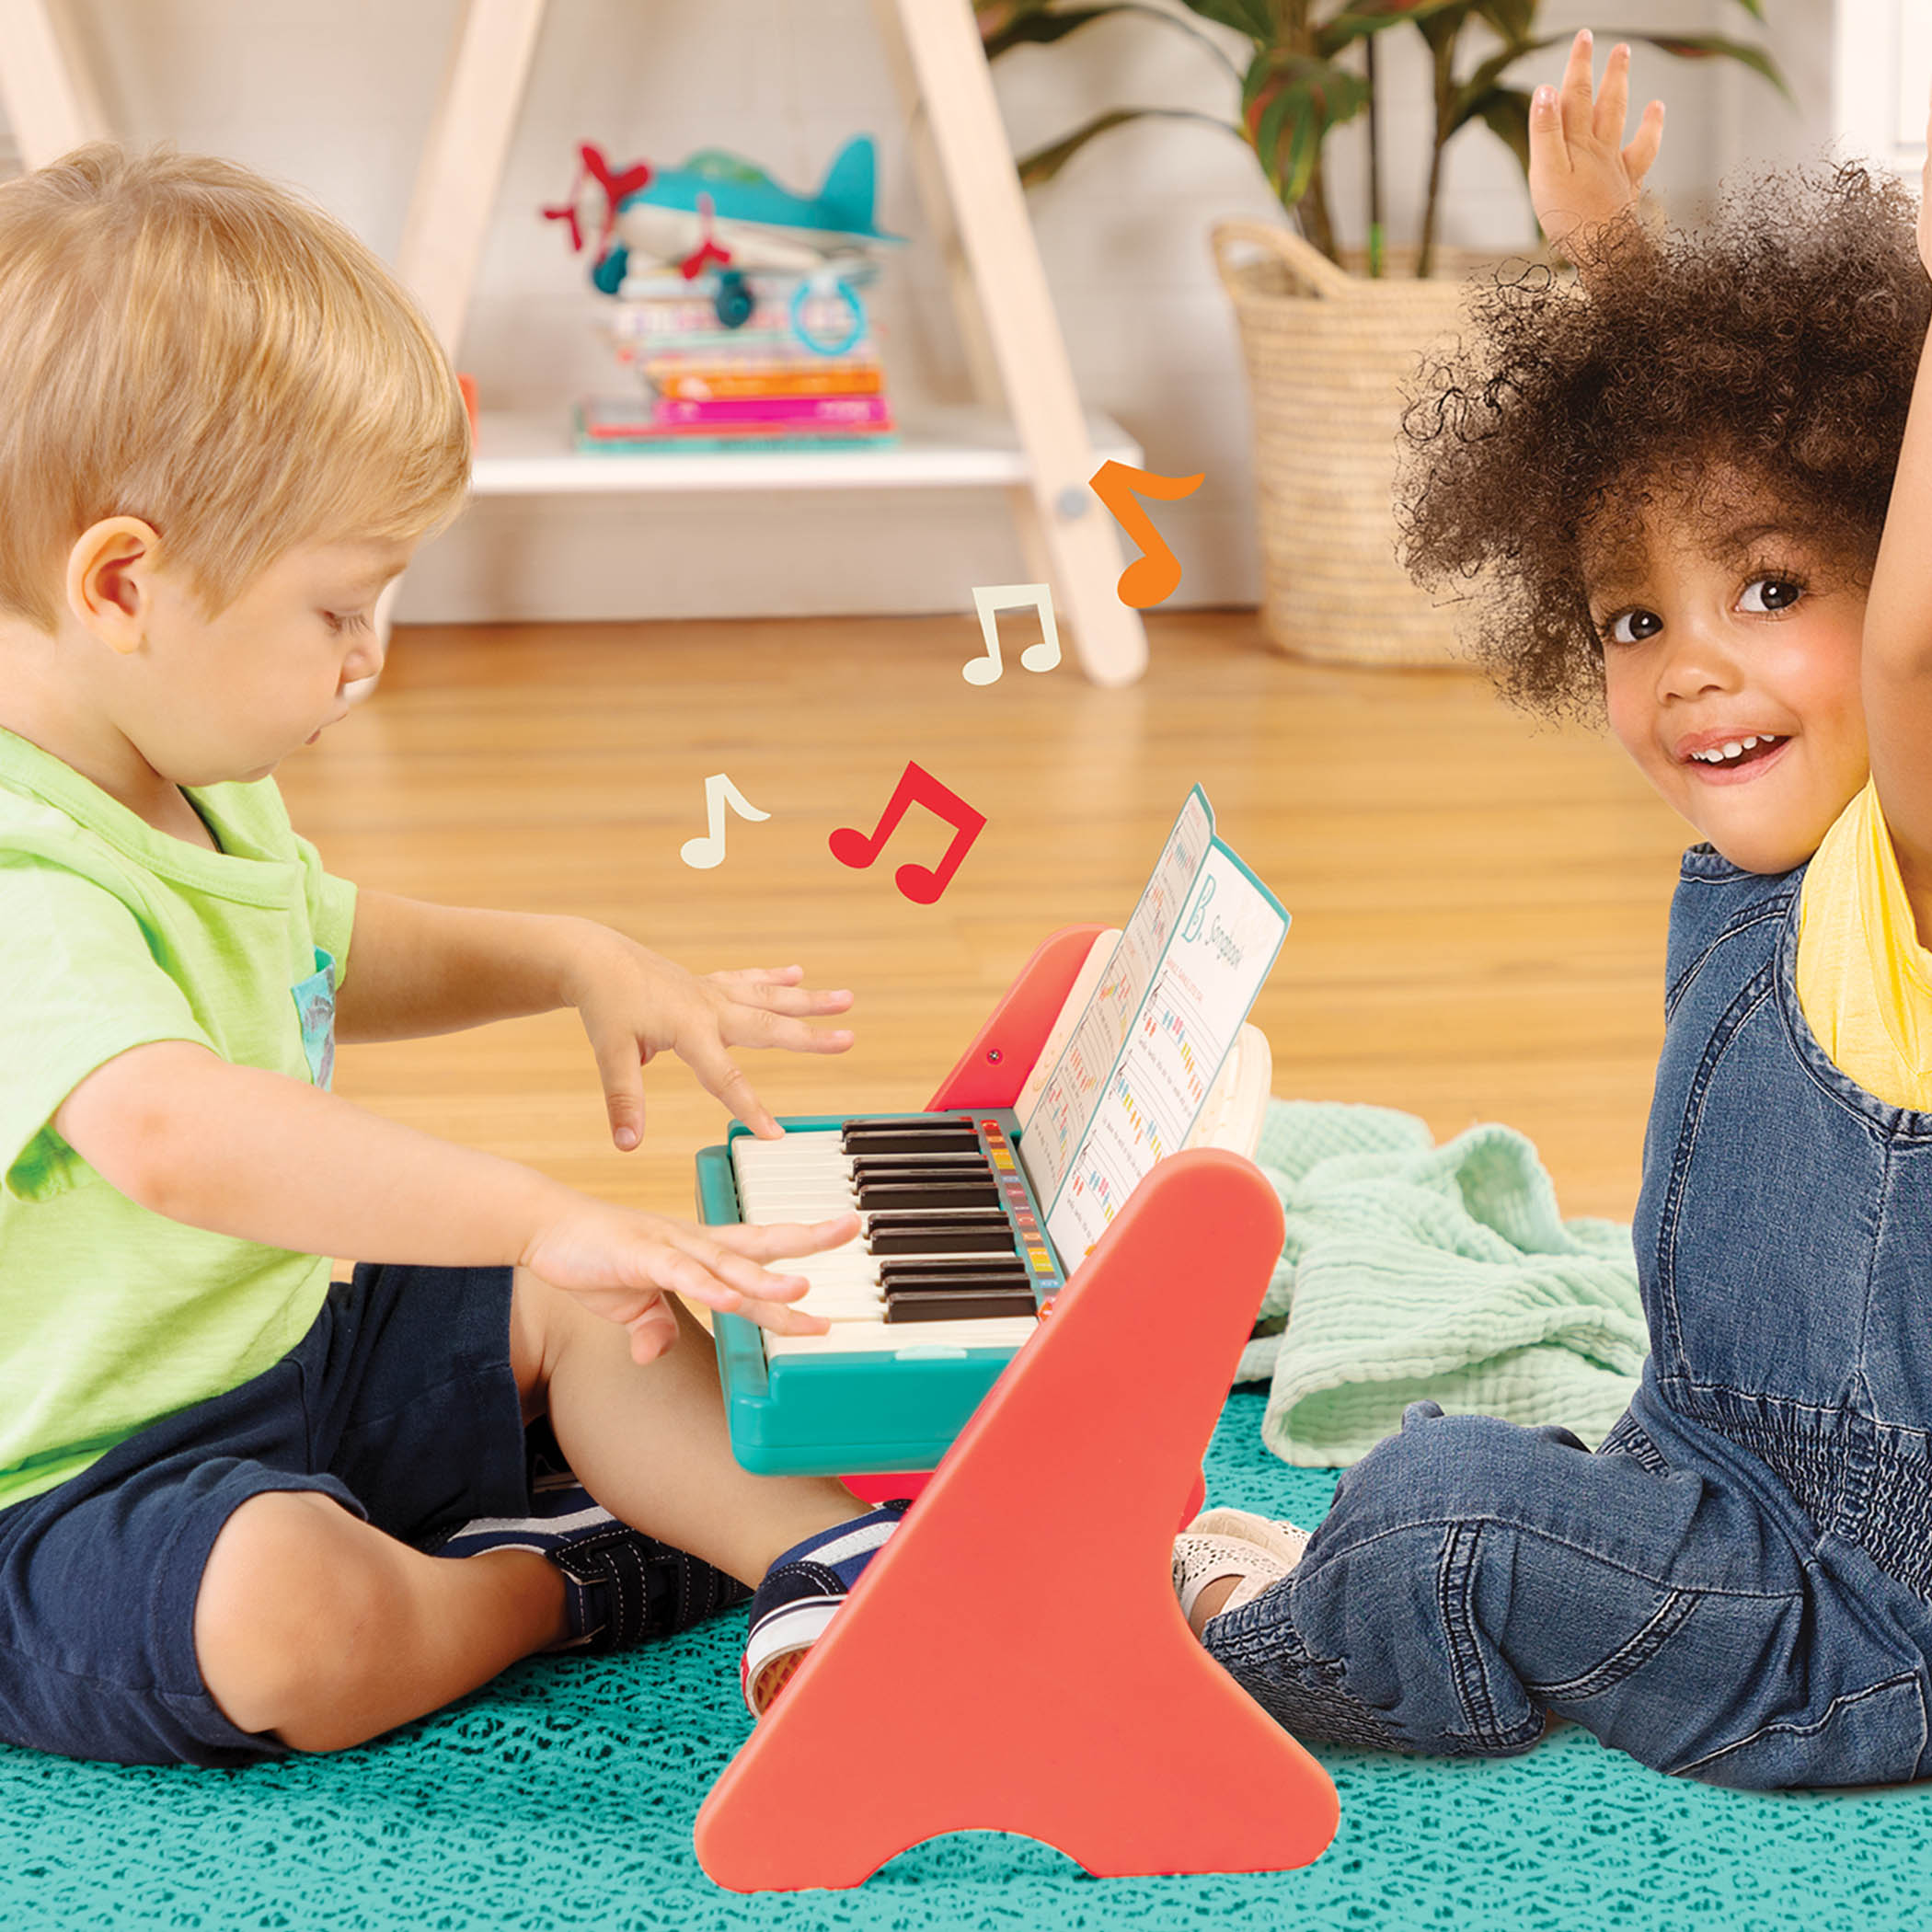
[680,772,771,869]
[965,582,1062,684]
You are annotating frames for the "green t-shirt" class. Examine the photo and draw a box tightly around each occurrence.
[0,725,357,1511]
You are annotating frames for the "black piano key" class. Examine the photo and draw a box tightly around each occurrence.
[844,1131,983,1145]
[866,1220,1020,1256]
[858,1182,1002,1212]
[863,1205,1006,1223]
[847,1149,990,1166]
[886,1289,1041,1323]
[884,1270,1031,1297]
[850,1158,995,1186]
[878,1255,1027,1282]
[843,1121,983,1156]
[844,1114,976,1133]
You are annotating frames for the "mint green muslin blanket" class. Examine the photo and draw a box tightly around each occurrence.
[1231,1099,1649,1466]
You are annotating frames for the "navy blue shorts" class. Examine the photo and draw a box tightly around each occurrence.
[0,1260,529,1769]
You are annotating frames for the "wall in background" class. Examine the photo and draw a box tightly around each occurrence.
[47,1,1841,625]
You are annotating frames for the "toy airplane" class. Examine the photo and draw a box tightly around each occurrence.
[545,137,905,294]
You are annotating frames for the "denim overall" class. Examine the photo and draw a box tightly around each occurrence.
[1206,845,1932,1788]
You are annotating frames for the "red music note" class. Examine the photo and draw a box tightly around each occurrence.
[829,761,986,906]
[1089,460,1206,608]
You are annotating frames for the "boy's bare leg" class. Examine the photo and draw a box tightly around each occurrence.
[510,1265,867,1587]
[196,1489,571,1754]
[197,1269,866,1755]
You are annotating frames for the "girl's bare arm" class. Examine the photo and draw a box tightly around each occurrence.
[1857,95,1932,906]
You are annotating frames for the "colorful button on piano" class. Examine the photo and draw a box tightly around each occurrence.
[698,1107,1064,1475]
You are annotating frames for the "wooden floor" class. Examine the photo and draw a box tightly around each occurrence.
[276,609,1693,1271]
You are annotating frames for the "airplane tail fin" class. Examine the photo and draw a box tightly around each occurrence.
[815,136,879,236]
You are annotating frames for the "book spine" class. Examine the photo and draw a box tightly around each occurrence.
[647,395,891,428]
[652,368,883,400]
[607,298,871,341]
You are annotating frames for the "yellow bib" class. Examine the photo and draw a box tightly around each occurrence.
[1796,777,1932,1110]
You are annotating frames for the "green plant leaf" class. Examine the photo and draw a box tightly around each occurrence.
[1180,0,1275,41]
[1253,86,1297,200]
[1613,30,1791,104]
[1449,35,1562,126]
[1473,0,1535,43]
[980,1,1242,78]
[1318,0,1472,57]
[1725,0,1766,20]
[1240,47,1273,121]
[1469,84,1534,177]
[1011,106,1240,188]
[1246,53,1372,204]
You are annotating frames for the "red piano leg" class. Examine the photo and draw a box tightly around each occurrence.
[695,1148,1338,1892]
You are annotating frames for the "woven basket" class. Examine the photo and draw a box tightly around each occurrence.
[1213,220,1489,669]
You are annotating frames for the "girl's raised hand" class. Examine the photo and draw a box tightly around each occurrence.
[1528,29,1665,254]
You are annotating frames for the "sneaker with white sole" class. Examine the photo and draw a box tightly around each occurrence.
[741,1501,912,1716]
[424,1454,749,1653]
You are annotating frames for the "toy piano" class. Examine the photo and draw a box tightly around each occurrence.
[694,789,1339,1894]
[700,786,1288,1478]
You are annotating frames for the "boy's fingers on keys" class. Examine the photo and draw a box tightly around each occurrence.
[712,966,854,1013]
[626,1300,680,1363]
[729,1005,856,1054]
[731,981,856,1020]
[660,1252,833,1337]
[721,1213,861,1259]
[710,963,808,988]
[689,1047,783,1139]
[726,1294,833,1338]
[674,1229,822,1300]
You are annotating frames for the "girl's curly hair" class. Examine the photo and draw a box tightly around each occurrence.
[1397,163,1929,719]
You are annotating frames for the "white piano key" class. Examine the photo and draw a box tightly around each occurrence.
[734,1130,843,1156]
[765,1314,1039,1357]
[739,1184,859,1211]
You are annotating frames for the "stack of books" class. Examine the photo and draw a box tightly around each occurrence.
[576,267,895,454]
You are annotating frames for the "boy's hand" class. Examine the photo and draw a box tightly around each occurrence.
[563,929,855,1145]
[521,1201,859,1363]
[1528,29,1665,255]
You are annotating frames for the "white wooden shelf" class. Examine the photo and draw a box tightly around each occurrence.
[470,403,1144,495]
[0,0,1151,682]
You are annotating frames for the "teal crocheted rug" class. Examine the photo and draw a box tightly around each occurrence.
[8,1389,1930,1932]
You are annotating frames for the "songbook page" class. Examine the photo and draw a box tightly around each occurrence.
[1018,788,1213,1206]
[1018,787,1289,1264]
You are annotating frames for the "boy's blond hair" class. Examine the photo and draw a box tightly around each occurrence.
[0,142,471,632]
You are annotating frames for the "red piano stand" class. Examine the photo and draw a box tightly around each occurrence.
[693,928,1340,1891]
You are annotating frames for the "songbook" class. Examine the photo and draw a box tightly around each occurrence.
[1018,787,1288,1264]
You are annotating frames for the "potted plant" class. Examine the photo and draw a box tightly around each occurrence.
[977,1,1787,665]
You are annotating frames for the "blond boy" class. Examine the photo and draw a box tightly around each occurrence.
[0,144,879,1767]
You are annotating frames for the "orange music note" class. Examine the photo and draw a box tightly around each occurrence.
[829,761,986,906]
[1089,459,1206,608]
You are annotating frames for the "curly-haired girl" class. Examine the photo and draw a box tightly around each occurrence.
[1176,29,1932,1789]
